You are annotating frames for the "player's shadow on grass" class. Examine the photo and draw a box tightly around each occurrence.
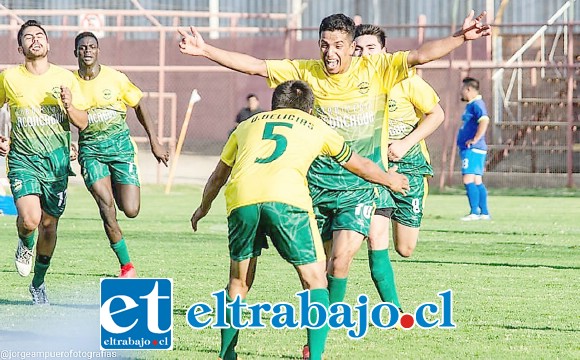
[476,323,580,332]
[196,348,302,360]
[386,259,579,270]
[0,298,32,306]
[0,298,98,309]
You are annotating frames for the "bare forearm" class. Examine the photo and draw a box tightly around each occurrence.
[472,120,489,142]
[203,44,268,77]
[404,106,445,146]
[200,167,230,212]
[408,34,464,66]
[135,104,158,145]
[67,107,88,130]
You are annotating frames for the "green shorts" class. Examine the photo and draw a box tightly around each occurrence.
[374,185,396,211]
[390,174,428,228]
[227,202,325,266]
[79,135,140,189]
[7,150,69,217]
[310,187,376,241]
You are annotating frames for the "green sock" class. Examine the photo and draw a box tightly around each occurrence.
[220,292,240,360]
[20,231,36,249]
[307,288,330,360]
[111,238,131,266]
[327,274,347,304]
[32,256,50,288]
[368,249,401,308]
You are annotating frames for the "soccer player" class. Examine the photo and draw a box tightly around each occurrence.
[353,25,445,305]
[178,11,491,312]
[190,80,409,360]
[457,77,491,220]
[73,32,169,277]
[0,20,88,305]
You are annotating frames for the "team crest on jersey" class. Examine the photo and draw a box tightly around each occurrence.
[103,89,112,100]
[12,179,23,192]
[357,82,369,94]
[51,87,61,99]
[388,99,397,112]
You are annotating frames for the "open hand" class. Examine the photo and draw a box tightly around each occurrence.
[178,26,206,56]
[461,10,492,40]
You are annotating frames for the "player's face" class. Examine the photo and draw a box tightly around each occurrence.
[354,35,385,56]
[319,30,355,74]
[76,37,99,68]
[19,26,49,60]
[460,84,471,102]
[248,96,259,111]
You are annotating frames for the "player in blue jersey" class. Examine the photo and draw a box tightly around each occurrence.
[457,77,491,221]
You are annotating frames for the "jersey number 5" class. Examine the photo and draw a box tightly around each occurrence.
[255,122,293,164]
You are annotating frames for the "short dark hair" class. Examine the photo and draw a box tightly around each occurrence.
[271,80,314,113]
[246,93,258,101]
[319,14,355,41]
[354,24,386,48]
[462,77,480,91]
[18,20,47,47]
[75,31,99,50]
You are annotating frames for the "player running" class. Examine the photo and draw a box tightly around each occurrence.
[352,23,446,309]
[190,80,409,360]
[178,12,490,312]
[73,32,169,277]
[1,20,88,305]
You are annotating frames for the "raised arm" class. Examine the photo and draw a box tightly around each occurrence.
[178,26,268,77]
[60,86,88,131]
[388,103,445,161]
[134,101,169,167]
[341,153,409,195]
[190,160,232,231]
[407,11,491,66]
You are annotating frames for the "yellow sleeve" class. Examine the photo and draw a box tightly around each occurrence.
[379,51,410,93]
[119,72,144,108]
[406,75,440,114]
[69,75,90,111]
[265,59,305,88]
[220,131,238,167]
[321,126,352,165]
[0,71,6,104]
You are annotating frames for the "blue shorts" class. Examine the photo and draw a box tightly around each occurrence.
[460,148,487,175]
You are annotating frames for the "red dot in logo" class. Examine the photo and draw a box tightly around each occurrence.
[400,313,415,329]
[153,340,158,346]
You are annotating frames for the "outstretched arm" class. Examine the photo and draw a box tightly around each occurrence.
[191,160,232,231]
[178,26,268,77]
[388,103,445,161]
[341,153,410,195]
[407,11,491,66]
[134,101,169,167]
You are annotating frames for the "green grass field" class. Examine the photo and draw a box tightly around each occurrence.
[1,185,579,359]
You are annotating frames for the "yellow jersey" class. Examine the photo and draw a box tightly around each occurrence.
[387,73,439,175]
[0,64,87,156]
[221,108,351,214]
[74,65,143,144]
[266,52,408,190]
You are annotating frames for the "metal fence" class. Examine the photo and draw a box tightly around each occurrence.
[0,4,578,188]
